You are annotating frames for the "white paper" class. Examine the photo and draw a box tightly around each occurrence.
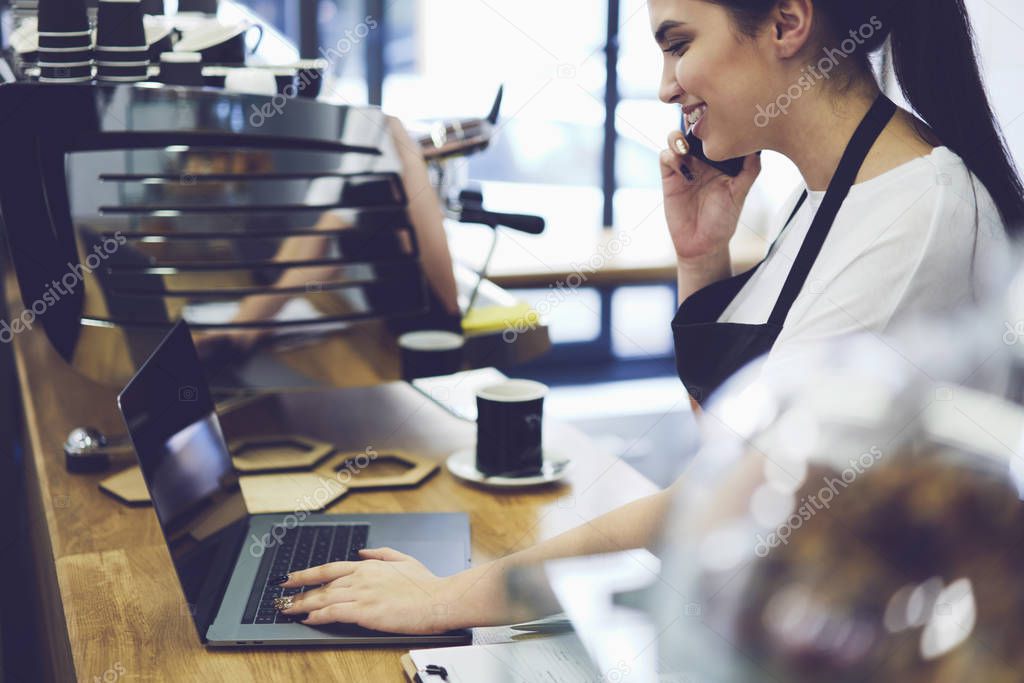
[409,633,600,682]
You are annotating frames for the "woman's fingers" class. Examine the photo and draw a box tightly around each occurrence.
[279,586,354,615]
[667,129,689,157]
[661,148,698,184]
[359,546,412,562]
[664,130,695,181]
[279,561,359,588]
[302,602,360,626]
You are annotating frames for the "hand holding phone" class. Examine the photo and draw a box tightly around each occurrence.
[682,131,745,178]
[660,128,762,263]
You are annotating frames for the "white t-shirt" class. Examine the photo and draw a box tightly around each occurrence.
[719,146,1009,362]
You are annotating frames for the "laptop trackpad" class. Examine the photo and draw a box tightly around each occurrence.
[383,540,468,577]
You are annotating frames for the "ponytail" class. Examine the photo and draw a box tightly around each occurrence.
[711,0,1024,235]
[886,0,1024,234]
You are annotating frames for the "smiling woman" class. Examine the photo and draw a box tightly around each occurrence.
[652,0,1020,402]
[265,0,1022,637]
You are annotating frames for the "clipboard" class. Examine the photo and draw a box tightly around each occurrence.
[401,653,454,681]
[401,654,437,682]
[400,654,419,682]
[402,632,598,681]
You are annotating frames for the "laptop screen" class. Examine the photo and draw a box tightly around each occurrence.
[117,320,248,640]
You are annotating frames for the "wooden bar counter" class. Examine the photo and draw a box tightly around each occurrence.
[8,281,658,681]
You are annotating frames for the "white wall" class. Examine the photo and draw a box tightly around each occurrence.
[965,0,1024,172]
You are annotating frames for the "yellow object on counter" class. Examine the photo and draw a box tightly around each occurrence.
[461,302,539,335]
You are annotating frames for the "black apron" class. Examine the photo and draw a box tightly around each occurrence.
[671,94,897,403]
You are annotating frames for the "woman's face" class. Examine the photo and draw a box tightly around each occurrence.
[649,0,780,161]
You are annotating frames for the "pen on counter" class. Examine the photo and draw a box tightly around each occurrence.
[422,664,448,680]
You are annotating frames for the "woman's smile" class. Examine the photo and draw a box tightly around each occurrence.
[684,102,709,137]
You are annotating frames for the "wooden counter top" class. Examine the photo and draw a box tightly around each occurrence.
[7,272,658,681]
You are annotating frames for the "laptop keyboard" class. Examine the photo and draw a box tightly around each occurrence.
[242,524,368,624]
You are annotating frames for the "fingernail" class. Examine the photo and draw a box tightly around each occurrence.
[268,574,289,585]
[680,164,695,182]
[273,596,294,611]
[675,138,689,155]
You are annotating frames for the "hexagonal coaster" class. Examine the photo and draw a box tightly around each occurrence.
[316,449,438,490]
[238,472,349,514]
[229,434,335,473]
[99,465,150,504]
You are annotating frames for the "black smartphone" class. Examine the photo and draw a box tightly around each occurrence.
[683,131,745,177]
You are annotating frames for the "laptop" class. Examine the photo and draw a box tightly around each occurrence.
[117,320,473,647]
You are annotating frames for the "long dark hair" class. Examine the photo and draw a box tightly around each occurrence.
[713,0,1024,235]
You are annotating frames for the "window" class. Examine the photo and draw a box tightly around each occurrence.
[380,0,606,192]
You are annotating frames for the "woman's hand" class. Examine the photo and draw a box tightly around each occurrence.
[277,547,460,634]
[660,131,762,263]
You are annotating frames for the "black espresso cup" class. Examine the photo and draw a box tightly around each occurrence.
[158,51,203,86]
[475,379,547,477]
[270,67,297,96]
[197,24,263,65]
[398,330,464,381]
[294,59,327,99]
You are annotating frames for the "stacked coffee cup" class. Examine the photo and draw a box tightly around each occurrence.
[12,1,39,23]
[95,0,149,82]
[37,0,94,83]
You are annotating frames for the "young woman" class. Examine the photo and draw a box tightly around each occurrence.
[271,0,1023,633]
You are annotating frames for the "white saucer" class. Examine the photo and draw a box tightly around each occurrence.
[446,448,572,489]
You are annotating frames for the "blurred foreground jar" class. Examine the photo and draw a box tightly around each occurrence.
[649,310,1024,682]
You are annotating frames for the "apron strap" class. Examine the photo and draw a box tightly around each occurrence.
[765,190,809,260]
[767,95,897,327]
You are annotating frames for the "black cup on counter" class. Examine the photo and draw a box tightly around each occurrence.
[96,61,149,81]
[270,67,297,96]
[178,0,218,13]
[201,66,227,89]
[95,47,149,63]
[37,51,92,65]
[96,0,147,51]
[475,380,547,477]
[158,51,203,86]
[39,63,93,81]
[38,32,92,50]
[38,0,90,34]
[294,59,327,99]
[398,330,464,381]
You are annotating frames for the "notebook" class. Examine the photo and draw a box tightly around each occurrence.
[403,633,600,682]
